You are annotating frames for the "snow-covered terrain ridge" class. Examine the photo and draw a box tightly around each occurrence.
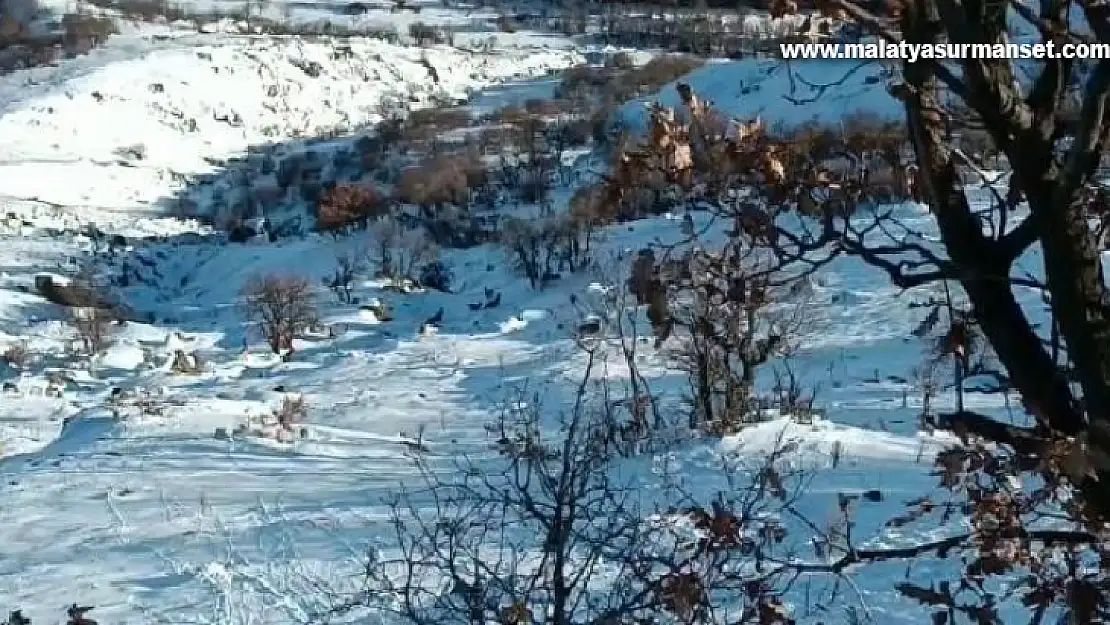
[0,32,581,213]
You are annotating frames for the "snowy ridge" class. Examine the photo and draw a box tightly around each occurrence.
[0,33,582,214]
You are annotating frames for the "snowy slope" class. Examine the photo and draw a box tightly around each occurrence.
[621,58,901,130]
[0,200,985,625]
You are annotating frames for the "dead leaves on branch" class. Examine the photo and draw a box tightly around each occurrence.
[768,0,799,18]
[606,83,913,233]
[654,570,795,624]
[901,429,1110,625]
[656,571,708,621]
[910,295,980,370]
[316,183,387,232]
[768,0,849,19]
[498,602,532,625]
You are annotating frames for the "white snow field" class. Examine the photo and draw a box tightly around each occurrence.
[0,6,1029,625]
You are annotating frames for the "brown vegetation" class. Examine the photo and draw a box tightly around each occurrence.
[36,268,125,356]
[394,153,488,211]
[316,184,388,233]
[274,395,308,430]
[403,106,473,142]
[577,0,1110,613]
[0,10,117,75]
[556,54,705,106]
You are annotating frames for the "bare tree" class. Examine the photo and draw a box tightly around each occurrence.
[499,213,595,290]
[240,274,318,356]
[500,216,562,289]
[326,249,364,304]
[498,113,560,206]
[72,306,115,356]
[367,218,439,289]
[664,250,811,433]
[611,6,1110,613]
[65,265,120,356]
[322,344,829,625]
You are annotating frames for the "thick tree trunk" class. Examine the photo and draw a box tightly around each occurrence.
[1026,179,1110,416]
[894,0,1110,521]
[900,1,1083,435]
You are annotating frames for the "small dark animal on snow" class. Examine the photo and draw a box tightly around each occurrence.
[228,225,256,243]
[67,604,97,625]
[423,307,444,329]
[577,318,601,335]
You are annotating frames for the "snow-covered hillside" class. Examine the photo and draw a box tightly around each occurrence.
[0,29,580,216]
[0,6,1036,625]
[621,58,901,130]
[0,207,973,624]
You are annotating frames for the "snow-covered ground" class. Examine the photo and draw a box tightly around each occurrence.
[0,6,1017,624]
[0,26,580,216]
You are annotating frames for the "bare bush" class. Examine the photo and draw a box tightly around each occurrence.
[500,216,561,289]
[0,5,120,75]
[556,55,705,105]
[72,306,116,356]
[605,51,637,69]
[326,342,910,625]
[404,106,473,142]
[634,55,706,90]
[499,209,596,290]
[0,343,30,369]
[569,181,620,231]
[408,107,471,128]
[274,395,308,430]
[60,12,117,52]
[498,114,560,205]
[50,268,123,356]
[769,358,818,420]
[35,275,114,310]
[326,250,365,303]
[367,218,439,288]
[658,251,810,434]
[240,274,318,356]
